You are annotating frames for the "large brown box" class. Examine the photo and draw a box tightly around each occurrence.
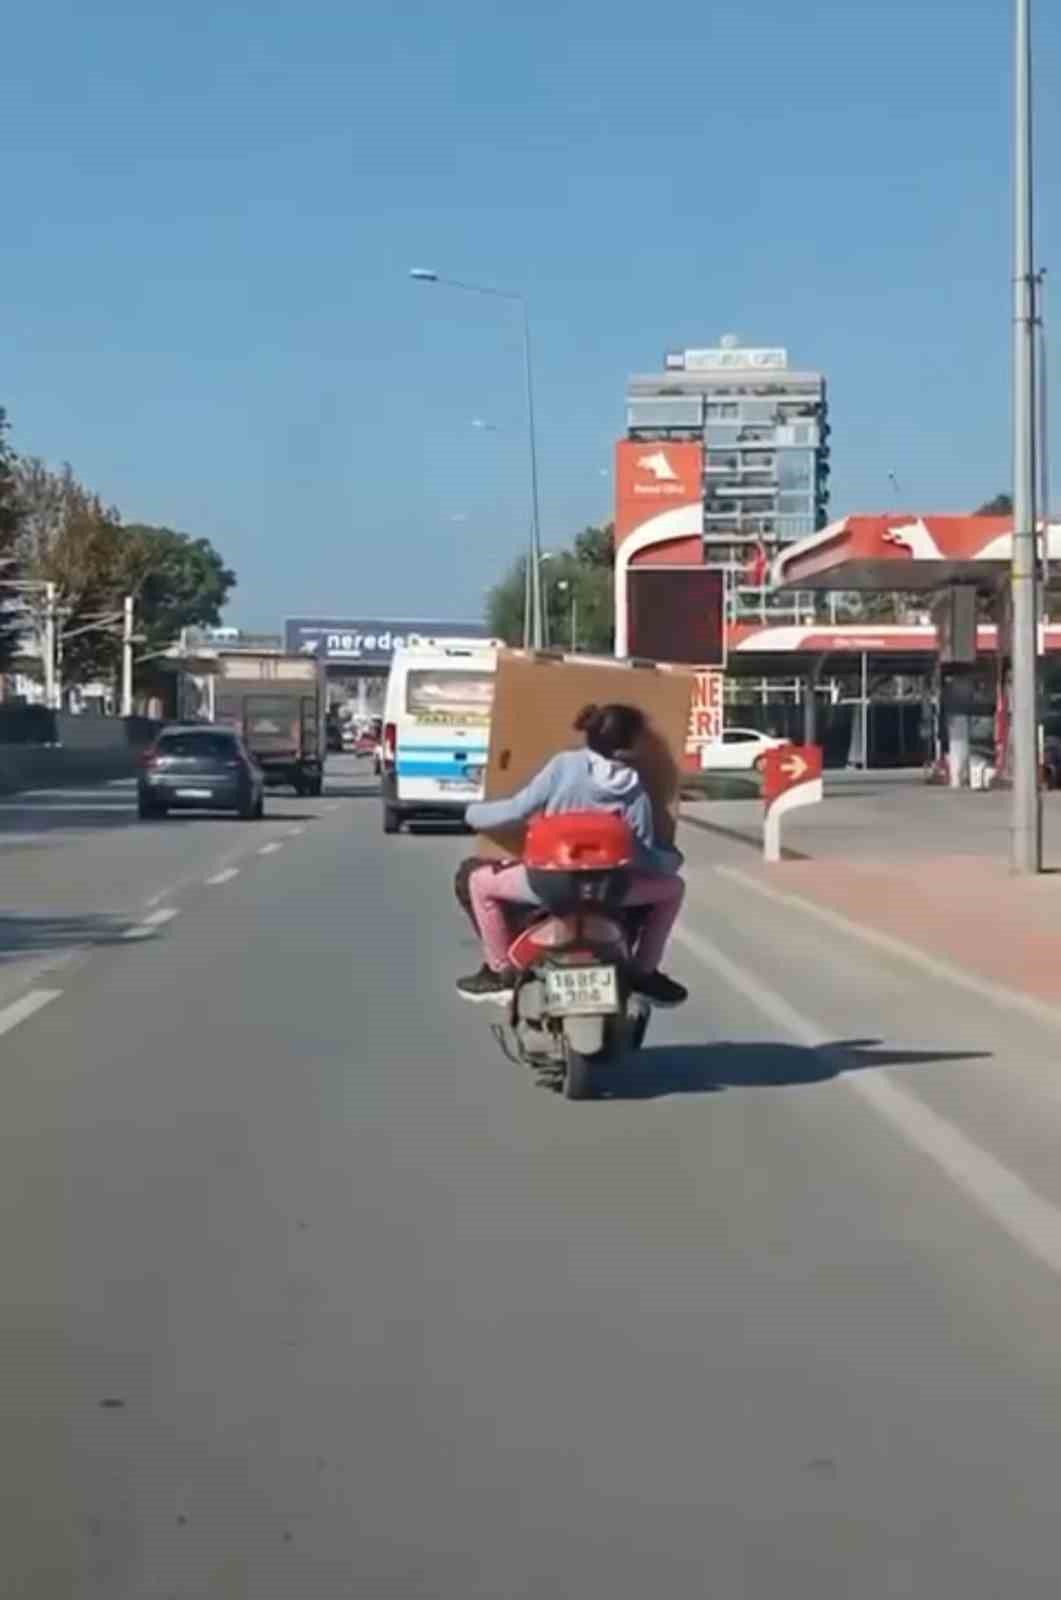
[476,652,696,859]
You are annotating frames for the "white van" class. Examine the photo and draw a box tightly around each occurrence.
[380,638,501,834]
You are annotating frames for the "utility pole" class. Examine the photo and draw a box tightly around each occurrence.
[43,582,57,711]
[1011,0,1041,873]
[121,595,134,717]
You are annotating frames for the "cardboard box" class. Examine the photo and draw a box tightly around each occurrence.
[476,651,696,858]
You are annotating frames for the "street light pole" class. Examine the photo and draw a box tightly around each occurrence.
[411,269,546,649]
[1011,0,1041,873]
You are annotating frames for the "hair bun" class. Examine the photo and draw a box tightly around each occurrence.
[573,703,600,733]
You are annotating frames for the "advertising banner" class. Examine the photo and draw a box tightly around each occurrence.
[614,440,703,546]
[284,618,490,667]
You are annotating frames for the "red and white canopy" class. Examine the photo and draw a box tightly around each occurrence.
[772,515,1061,592]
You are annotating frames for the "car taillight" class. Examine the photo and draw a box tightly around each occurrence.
[383,722,397,770]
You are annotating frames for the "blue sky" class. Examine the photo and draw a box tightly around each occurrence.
[2,0,1059,627]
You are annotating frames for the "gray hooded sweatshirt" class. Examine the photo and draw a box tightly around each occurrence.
[465,749,683,876]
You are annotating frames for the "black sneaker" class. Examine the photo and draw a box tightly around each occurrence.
[631,970,688,1008]
[456,964,516,1005]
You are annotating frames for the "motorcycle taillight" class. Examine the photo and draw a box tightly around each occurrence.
[507,912,626,971]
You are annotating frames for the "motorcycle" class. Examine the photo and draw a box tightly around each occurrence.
[491,810,651,1101]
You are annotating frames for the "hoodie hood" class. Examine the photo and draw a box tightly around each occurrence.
[585,750,641,800]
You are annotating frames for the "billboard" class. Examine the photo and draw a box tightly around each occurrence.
[667,347,788,373]
[284,617,491,667]
[627,568,725,667]
[615,440,703,546]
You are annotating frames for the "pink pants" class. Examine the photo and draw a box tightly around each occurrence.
[469,864,685,974]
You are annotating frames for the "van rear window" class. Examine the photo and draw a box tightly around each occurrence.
[405,671,493,726]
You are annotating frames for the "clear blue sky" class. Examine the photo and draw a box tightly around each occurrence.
[3,0,1059,628]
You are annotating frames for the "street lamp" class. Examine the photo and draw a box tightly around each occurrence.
[1011,0,1041,872]
[555,578,578,653]
[410,268,546,649]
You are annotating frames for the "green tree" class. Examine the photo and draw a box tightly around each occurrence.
[15,458,127,685]
[573,522,615,569]
[14,463,238,689]
[486,524,615,653]
[976,493,1013,516]
[119,524,237,659]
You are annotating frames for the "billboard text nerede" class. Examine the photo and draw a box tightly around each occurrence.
[285,618,491,667]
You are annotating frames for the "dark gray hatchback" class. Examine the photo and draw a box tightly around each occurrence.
[138,727,265,820]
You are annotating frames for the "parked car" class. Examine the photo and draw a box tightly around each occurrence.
[699,728,788,772]
[138,726,265,820]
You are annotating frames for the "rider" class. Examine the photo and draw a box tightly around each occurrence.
[456,702,688,1007]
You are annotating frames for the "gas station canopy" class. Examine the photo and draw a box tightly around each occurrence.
[772,515,1061,592]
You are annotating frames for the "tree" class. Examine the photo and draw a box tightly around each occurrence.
[0,410,24,669]
[119,524,236,658]
[976,493,1013,517]
[14,463,238,690]
[14,458,127,685]
[573,522,615,569]
[486,524,615,653]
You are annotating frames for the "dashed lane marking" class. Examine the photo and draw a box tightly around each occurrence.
[258,842,283,856]
[205,868,240,885]
[0,990,63,1038]
[123,907,180,940]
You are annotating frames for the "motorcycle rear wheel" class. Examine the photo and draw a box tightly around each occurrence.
[563,1043,595,1101]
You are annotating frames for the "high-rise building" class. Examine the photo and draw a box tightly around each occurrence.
[624,337,829,620]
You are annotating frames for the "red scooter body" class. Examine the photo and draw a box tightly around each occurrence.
[497,811,650,1100]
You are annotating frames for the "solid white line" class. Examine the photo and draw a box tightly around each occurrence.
[123,907,179,940]
[258,842,283,856]
[206,868,240,885]
[715,864,1061,1035]
[674,921,1061,1285]
[0,989,62,1038]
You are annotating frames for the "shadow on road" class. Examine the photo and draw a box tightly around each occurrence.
[598,1037,991,1099]
[0,912,128,961]
[321,784,382,800]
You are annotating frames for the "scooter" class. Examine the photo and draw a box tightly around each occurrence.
[492,810,651,1100]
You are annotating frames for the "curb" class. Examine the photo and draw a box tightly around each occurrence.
[715,863,1061,1037]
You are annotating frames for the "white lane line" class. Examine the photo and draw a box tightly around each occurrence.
[123,907,180,941]
[674,921,1061,1286]
[286,826,305,838]
[258,842,283,856]
[206,868,240,886]
[716,863,1061,1036]
[325,803,339,813]
[0,990,62,1039]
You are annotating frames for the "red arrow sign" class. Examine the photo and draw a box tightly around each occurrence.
[762,743,823,804]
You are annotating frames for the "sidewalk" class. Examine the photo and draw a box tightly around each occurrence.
[684,776,1061,1018]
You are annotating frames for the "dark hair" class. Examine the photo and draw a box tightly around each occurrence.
[574,702,646,760]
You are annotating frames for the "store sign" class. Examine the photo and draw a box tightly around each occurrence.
[679,348,788,373]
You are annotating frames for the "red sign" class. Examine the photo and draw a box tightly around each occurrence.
[614,440,703,546]
[761,743,823,805]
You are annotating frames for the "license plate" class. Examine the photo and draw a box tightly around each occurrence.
[544,965,618,1015]
[176,788,212,799]
[438,778,478,793]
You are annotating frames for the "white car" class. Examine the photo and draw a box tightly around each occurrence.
[700,727,788,772]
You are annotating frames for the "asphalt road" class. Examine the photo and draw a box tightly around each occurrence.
[5,757,1061,1596]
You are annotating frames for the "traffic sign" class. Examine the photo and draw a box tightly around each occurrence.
[762,743,823,862]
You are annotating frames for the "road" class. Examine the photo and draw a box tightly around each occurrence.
[5,758,1061,1596]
